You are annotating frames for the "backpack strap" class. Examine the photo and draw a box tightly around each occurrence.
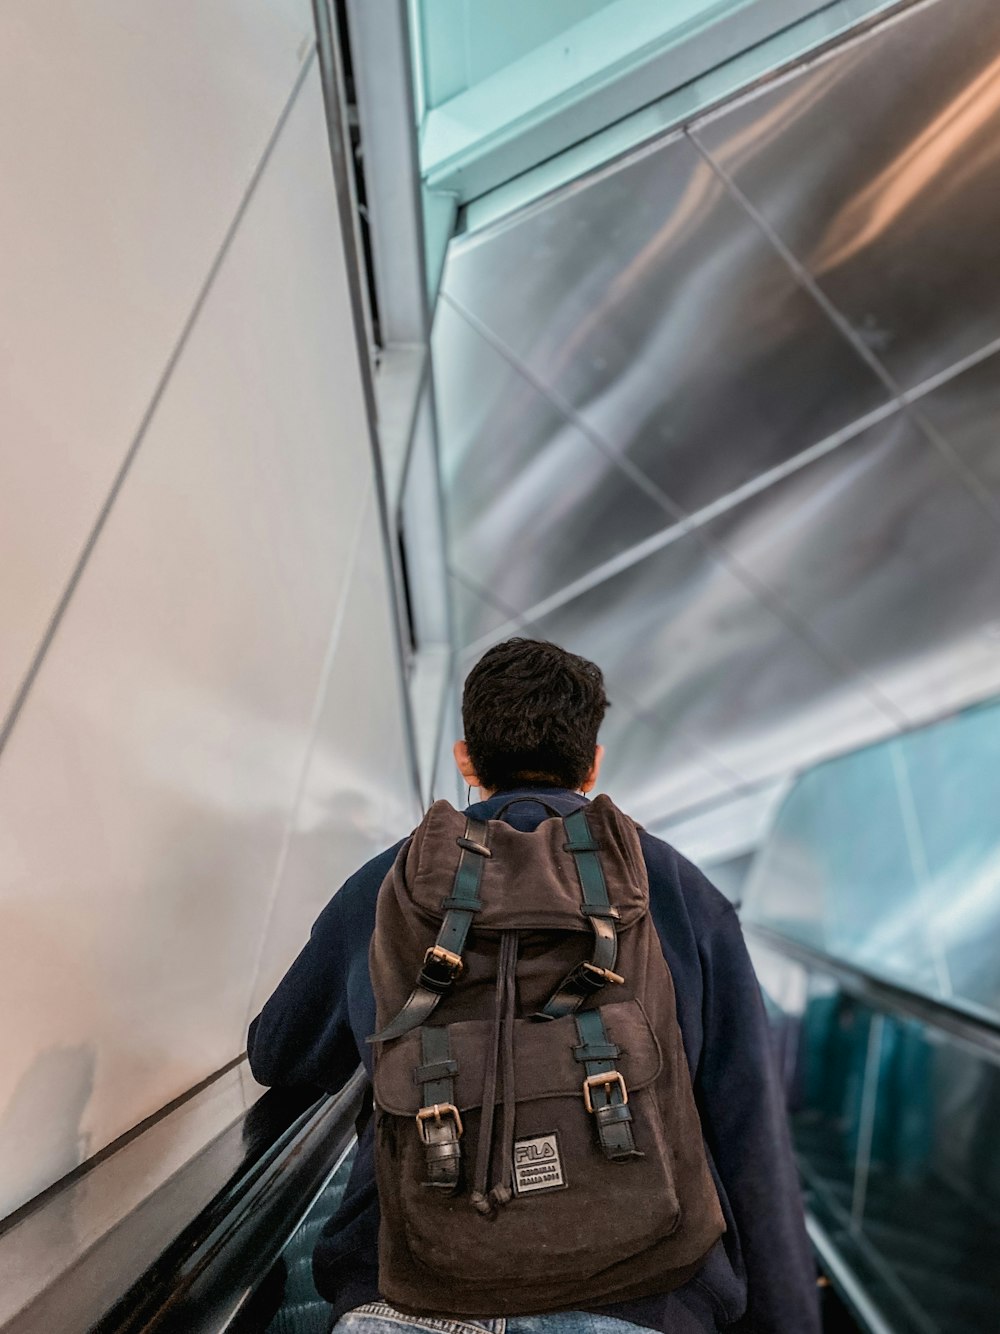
[574,1009,640,1161]
[414,1026,462,1190]
[368,817,490,1044]
[536,808,624,1021]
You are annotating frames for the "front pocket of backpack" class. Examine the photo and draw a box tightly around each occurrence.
[376,1001,680,1287]
[393,1085,680,1286]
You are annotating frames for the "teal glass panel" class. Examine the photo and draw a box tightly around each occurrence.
[411,0,838,202]
[795,975,875,1217]
[745,743,941,992]
[898,702,1000,1016]
[760,941,1000,1333]
[415,0,616,111]
[857,1015,1000,1332]
[746,696,1000,1019]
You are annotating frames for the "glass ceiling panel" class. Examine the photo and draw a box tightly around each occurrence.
[411,0,840,203]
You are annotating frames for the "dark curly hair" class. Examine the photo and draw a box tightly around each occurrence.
[461,638,609,792]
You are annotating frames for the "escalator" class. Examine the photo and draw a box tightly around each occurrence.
[1,1023,865,1334]
[6,937,995,1332]
[246,933,1000,1334]
[749,927,1000,1334]
[260,1147,356,1334]
[0,1072,365,1334]
[10,945,990,1333]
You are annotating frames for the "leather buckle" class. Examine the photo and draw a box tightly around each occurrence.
[456,836,492,858]
[581,962,625,988]
[416,1102,464,1143]
[583,1071,628,1113]
[571,962,625,995]
[420,945,464,993]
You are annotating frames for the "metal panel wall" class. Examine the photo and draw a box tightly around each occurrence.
[0,0,309,728]
[435,0,1000,837]
[0,8,418,1221]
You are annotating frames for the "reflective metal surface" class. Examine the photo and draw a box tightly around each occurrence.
[435,0,1000,833]
[916,348,1000,508]
[649,777,789,867]
[443,135,888,513]
[694,0,1000,392]
[448,570,514,649]
[0,1061,259,1327]
[432,294,671,635]
[531,526,891,787]
[0,60,418,1220]
[705,411,1000,721]
[588,699,738,829]
[0,0,315,728]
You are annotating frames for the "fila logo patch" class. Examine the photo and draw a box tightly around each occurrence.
[512,1133,566,1195]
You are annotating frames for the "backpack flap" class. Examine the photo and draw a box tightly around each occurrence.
[404,796,648,932]
[369,797,649,1043]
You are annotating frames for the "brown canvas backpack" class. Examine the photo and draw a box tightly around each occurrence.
[367,794,725,1317]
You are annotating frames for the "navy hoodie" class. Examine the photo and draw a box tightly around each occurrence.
[247,785,820,1333]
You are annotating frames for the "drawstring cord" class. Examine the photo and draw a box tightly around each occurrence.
[470,931,519,1215]
[493,931,518,1209]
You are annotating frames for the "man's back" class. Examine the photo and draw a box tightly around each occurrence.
[248,784,820,1334]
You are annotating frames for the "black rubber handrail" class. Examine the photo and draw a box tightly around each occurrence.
[93,1067,367,1334]
[5,1068,366,1334]
[744,921,1000,1065]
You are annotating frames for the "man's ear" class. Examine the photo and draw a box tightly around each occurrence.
[453,740,481,787]
[580,744,605,794]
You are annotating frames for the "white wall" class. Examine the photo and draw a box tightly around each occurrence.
[0,1,419,1219]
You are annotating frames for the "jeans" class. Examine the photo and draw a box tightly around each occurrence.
[331,1302,646,1333]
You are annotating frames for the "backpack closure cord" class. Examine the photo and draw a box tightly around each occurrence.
[368,816,490,1044]
[469,929,519,1215]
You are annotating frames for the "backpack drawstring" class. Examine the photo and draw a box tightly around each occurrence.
[470,930,518,1214]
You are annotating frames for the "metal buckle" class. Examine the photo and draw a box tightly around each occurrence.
[583,1071,628,1114]
[420,945,464,994]
[581,962,625,987]
[421,945,463,993]
[426,944,463,973]
[416,1102,464,1143]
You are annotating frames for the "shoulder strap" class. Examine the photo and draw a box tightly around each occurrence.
[368,816,489,1044]
[491,795,565,819]
[536,808,624,1021]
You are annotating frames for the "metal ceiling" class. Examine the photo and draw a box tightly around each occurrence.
[431,0,1000,844]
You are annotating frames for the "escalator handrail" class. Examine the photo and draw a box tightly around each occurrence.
[91,1067,367,1334]
[744,921,1000,1065]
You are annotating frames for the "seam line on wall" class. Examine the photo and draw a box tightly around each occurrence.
[240,485,373,1036]
[686,126,1000,533]
[0,49,318,764]
[445,285,907,728]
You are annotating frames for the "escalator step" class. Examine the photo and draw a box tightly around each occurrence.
[266,1299,332,1334]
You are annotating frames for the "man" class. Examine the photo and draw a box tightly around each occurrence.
[248,638,820,1333]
